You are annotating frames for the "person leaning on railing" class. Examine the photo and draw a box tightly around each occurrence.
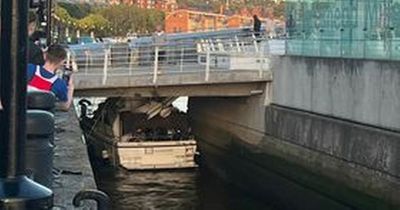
[27,44,74,111]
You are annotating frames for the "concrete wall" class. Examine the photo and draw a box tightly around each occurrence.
[189,94,400,209]
[188,56,400,208]
[264,105,400,205]
[272,57,400,131]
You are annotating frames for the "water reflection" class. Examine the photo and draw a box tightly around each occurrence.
[93,164,274,210]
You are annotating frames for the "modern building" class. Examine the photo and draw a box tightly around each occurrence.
[269,1,400,207]
[286,0,400,60]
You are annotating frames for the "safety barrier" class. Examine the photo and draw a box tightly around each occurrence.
[68,31,280,85]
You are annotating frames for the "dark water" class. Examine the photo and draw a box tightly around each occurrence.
[92,164,275,210]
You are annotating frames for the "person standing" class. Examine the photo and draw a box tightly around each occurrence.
[1,11,43,110]
[28,10,45,65]
[152,25,167,67]
[253,15,262,36]
[27,44,74,111]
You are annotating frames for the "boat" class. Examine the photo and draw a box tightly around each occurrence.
[78,97,198,170]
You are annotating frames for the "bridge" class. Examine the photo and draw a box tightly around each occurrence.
[68,28,400,209]
[69,31,284,97]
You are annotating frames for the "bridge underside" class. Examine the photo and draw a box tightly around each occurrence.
[75,71,271,97]
[75,81,268,97]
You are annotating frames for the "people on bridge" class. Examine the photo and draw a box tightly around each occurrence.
[152,25,167,67]
[27,44,74,111]
[253,15,262,37]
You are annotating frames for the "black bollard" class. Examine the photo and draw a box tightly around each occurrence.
[27,92,56,112]
[26,110,55,188]
[0,0,53,208]
[78,99,92,118]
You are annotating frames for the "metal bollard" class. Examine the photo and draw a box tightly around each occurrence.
[78,99,92,118]
[25,110,55,188]
[73,189,111,210]
[27,91,56,112]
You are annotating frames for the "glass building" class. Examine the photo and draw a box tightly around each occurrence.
[286,0,400,60]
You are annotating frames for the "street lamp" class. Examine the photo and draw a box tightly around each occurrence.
[46,0,53,45]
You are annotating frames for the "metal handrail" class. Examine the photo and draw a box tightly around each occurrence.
[73,189,111,210]
[69,31,275,85]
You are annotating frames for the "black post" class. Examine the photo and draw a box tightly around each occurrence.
[0,0,29,180]
[0,0,53,208]
[46,0,52,46]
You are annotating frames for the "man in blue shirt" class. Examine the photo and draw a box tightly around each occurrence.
[27,44,74,111]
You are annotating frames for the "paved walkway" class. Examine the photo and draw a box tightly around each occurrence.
[53,109,97,209]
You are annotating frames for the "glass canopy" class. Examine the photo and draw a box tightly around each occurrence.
[286,0,400,60]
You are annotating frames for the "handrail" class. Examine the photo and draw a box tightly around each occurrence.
[69,31,275,86]
[73,189,111,210]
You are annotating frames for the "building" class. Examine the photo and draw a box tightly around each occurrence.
[155,0,178,11]
[286,0,400,59]
[165,10,226,33]
[109,0,177,12]
[253,1,400,208]
[226,15,252,28]
[165,10,270,33]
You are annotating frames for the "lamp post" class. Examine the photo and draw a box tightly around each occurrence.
[0,0,53,208]
[46,0,53,45]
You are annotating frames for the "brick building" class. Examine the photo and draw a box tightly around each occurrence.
[165,10,226,33]
[165,10,256,33]
[226,15,252,28]
[110,0,177,12]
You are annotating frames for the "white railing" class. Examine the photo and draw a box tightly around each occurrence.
[68,31,282,85]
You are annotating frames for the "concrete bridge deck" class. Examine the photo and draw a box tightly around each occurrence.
[69,34,281,97]
[75,70,272,97]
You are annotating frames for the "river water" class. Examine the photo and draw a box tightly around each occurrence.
[85,97,275,210]
[92,163,275,210]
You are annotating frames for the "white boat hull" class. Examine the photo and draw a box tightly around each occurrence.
[117,140,197,170]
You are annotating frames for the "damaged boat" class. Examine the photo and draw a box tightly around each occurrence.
[79,97,198,170]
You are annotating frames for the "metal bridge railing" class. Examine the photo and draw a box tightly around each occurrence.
[68,31,279,85]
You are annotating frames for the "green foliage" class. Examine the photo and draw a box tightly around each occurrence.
[58,2,93,19]
[77,14,110,37]
[55,5,77,25]
[273,1,285,19]
[54,3,165,37]
[98,5,165,36]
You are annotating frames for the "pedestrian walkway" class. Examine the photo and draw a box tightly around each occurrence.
[53,109,97,209]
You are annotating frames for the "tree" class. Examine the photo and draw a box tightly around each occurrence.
[55,5,76,26]
[98,5,165,36]
[77,14,111,37]
[58,2,94,19]
[55,3,166,37]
